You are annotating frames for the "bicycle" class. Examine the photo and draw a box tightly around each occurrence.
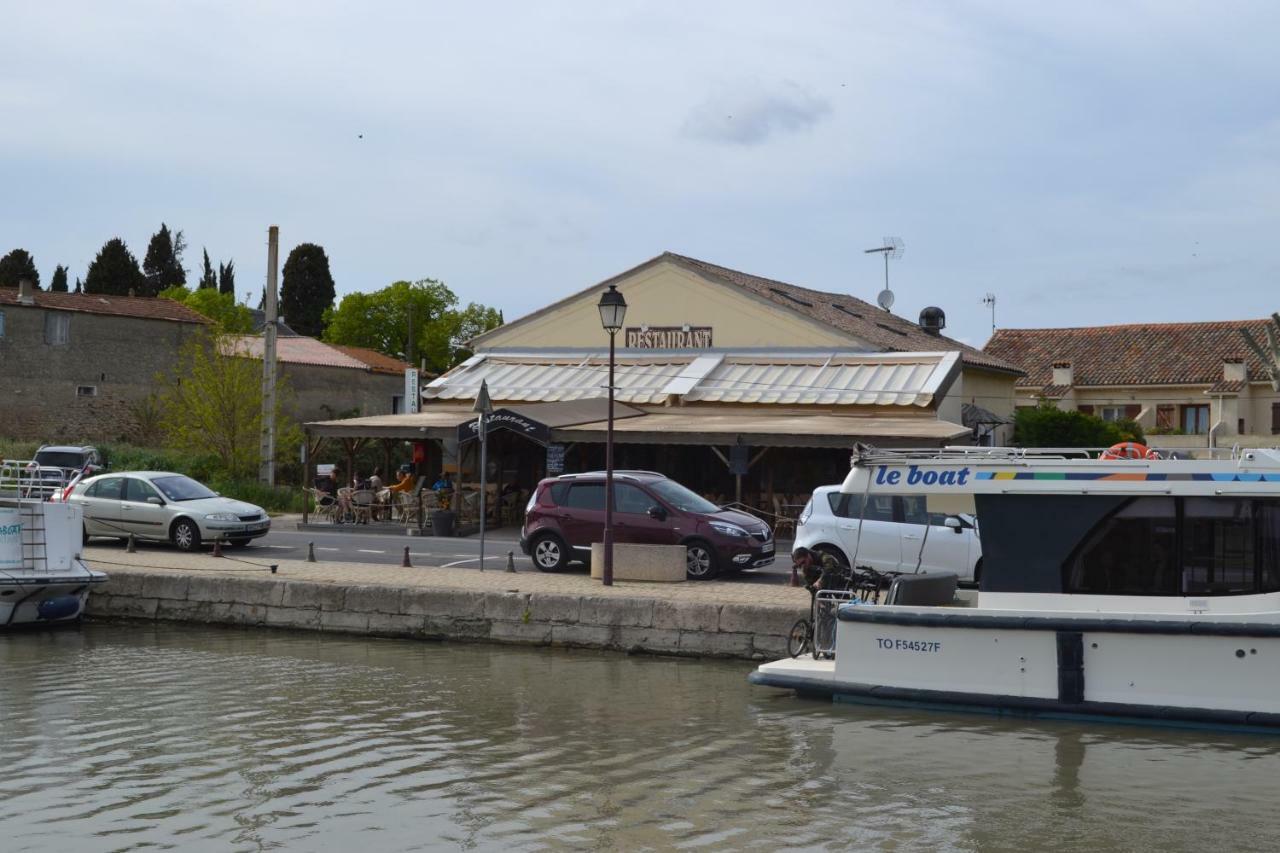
[788,563,893,659]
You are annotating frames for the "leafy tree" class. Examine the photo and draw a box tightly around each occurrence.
[0,248,40,289]
[281,243,336,337]
[49,264,69,292]
[218,259,236,296]
[158,285,254,333]
[199,248,217,289]
[1013,402,1145,449]
[84,238,146,295]
[142,223,187,296]
[322,278,502,372]
[155,331,301,480]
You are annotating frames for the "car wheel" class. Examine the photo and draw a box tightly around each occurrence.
[531,534,569,572]
[685,540,719,580]
[812,544,849,569]
[971,558,982,586]
[171,518,202,552]
[228,538,251,547]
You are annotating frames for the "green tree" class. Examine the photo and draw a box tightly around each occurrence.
[199,248,217,289]
[1013,402,1145,449]
[0,248,40,289]
[74,277,82,294]
[155,331,301,479]
[142,223,187,296]
[84,238,146,295]
[281,243,336,337]
[158,285,254,333]
[218,259,236,296]
[49,265,69,292]
[322,278,502,372]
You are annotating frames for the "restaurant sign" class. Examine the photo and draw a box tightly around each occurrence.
[456,409,551,445]
[624,326,712,349]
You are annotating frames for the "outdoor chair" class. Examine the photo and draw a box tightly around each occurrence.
[309,488,339,523]
[396,491,420,526]
[350,489,376,524]
[772,495,796,538]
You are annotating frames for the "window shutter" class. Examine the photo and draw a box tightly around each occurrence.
[1124,404,1140,420]
[1272,403,1280,434]
[1157,405,1175,429]
[1077,405,1094,415]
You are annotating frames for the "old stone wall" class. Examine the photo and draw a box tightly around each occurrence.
[278,362,405,423]
[86,568,801,660]
[0,305,204,443]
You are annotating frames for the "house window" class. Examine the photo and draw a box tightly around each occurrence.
[1181,404,1210,435]
[1272,402,1280,435]
[1099,406,1123,422]
[44,312,70,345]
[1239,418,1246,435]
[1157,405,1176,430]
[76,386,98,397]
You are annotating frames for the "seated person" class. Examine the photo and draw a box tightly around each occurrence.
[388,468,415,494]
[432,473,454,492]
[369,468,384,491]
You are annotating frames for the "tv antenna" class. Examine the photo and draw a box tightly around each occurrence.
[864,236,903,311]
[983,292,997,334]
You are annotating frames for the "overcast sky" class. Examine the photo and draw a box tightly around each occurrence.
[7,1,1280,346]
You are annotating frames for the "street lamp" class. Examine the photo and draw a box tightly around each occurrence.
[473,379,493,571]
[597,284,627,586]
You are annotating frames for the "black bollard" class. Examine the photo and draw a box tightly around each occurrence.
[126,533,136,554]
[506,550,517,573]
[211,537,223,558]
[306,542,316,562]
[402,546,412,568]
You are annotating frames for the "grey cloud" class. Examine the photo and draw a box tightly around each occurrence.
[682,82,832,146]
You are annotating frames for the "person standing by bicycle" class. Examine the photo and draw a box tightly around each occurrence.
[792,546,841,592]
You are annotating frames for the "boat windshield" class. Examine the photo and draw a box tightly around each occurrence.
[649,480,719,514]
[152,476,218,502]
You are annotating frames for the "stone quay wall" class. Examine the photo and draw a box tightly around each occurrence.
[86,568,805,661]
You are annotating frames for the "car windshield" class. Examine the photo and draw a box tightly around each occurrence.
[648,480,719,514]
[151,475,218,502]
[35,451,86,469]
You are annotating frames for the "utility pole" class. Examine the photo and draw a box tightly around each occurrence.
[259,225,279,486]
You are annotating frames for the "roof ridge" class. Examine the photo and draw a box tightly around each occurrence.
[990,317,1272,335]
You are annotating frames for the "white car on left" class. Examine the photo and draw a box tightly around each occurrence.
[69,471,271,551]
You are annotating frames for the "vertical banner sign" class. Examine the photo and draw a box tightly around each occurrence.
[405,368,420,413]
[546,444,566,476]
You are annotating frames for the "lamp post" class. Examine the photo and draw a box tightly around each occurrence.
[473,379,493,571]
[597,284,627,586]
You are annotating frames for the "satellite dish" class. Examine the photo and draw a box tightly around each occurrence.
[877,289,895,311]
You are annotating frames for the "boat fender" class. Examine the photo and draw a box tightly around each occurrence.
[36,595,81,622]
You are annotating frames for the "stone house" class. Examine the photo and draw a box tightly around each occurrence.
[0,280,409,445]
[0,281,212,442]
[984,319,1280,446]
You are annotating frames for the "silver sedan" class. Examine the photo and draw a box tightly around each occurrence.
[70,471,271,551]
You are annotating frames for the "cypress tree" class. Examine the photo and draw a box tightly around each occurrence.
[84,238,146,295]
[199,248,217,289]
[50,265,69,292]
[218,259,236,296]
[142,223,187,296]
[0,249,40,289]
[281,243,336,337]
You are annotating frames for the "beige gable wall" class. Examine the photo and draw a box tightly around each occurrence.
[475,260,866,350]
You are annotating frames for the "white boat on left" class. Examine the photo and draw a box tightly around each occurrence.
[0,459,107,627]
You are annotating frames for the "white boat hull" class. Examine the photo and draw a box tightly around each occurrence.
[752,604,1280,729]
[0,561,108,627]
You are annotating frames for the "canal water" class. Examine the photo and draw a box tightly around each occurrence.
[2,624,1278,852]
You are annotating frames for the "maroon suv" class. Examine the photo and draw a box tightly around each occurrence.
[520,471,775,580]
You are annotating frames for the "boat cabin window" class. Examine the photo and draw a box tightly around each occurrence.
[1065,497,1280,596]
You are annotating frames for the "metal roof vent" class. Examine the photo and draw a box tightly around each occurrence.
[919,306,945,336]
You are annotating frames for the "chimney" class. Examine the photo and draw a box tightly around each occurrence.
[918,306,946,336]
[1224,356,1246,383]
[1051,360,1074,387]
[17,279,35,305]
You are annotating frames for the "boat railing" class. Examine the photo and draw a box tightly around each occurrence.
[0,460,70,504]
[813,589,857,658]
[852,444,1260,466]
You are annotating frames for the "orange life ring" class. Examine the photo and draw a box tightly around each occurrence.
[1099,441,1159,460]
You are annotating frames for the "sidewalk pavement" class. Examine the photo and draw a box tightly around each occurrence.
[81,546,808,608]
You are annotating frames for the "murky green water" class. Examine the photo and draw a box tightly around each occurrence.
[1,623,1278,851]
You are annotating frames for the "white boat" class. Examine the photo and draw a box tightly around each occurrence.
[0,460,107,627]
[752,445,1280,729]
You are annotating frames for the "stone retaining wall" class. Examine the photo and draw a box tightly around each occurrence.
[86,569,804,660]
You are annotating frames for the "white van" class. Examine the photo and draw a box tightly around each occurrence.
[794,485,982,584]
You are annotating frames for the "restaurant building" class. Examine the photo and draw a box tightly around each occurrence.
[305,252,1022,526]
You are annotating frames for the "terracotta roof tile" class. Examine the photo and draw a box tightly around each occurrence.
[985,320,1272,388]
[0,287,211,324]
[330,344,410,375]
[1208,379,1246,394]
[666,253,1020,374]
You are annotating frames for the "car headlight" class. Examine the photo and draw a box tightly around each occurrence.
[710,522,748,538]
[798,500,813,526]
[205,512,239,522]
